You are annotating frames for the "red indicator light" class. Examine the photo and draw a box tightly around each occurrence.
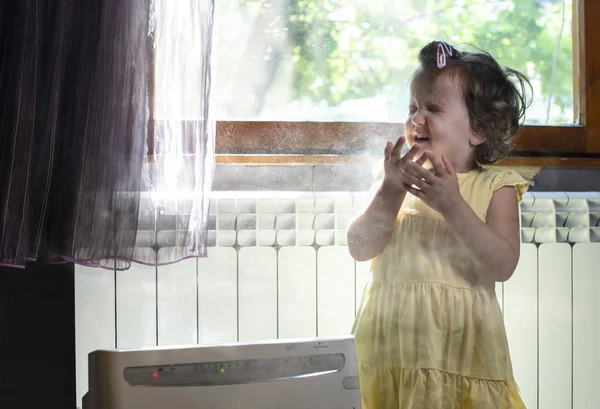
[152,372,159,378]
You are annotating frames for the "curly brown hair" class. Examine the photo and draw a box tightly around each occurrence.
[412,41,533,164]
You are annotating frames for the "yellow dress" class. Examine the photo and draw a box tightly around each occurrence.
[352,167,529,409]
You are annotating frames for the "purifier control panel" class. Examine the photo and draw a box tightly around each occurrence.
[124,353,346,387]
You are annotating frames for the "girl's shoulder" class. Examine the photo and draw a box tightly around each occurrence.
[466,167,529,203]
[460,168,529,220]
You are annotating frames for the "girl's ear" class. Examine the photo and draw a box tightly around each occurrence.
[469,132,486,147]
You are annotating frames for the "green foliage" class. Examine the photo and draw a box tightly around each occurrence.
[238,0,573,123]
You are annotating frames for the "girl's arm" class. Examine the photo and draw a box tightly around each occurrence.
[347,138,425,262]
[347,182,406,262]
[443,186,520,282]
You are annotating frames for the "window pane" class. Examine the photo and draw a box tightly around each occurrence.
[212,0,574,124]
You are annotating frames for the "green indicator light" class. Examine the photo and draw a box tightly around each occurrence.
[220,368,225,373]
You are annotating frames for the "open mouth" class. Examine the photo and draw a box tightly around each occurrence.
[415,135,430,142]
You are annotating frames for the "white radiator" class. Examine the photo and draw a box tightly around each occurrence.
[75,191,600,409]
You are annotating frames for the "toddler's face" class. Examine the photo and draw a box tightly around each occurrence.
[404,72,481,171]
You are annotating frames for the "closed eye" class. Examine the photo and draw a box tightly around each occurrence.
[408,103,443,115]
[426,103,444,113]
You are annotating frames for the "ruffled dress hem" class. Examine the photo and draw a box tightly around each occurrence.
[358,361,527,409]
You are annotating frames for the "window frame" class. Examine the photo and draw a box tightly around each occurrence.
[151,0,600,168]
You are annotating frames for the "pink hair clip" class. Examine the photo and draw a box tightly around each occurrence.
[436,41,453,68]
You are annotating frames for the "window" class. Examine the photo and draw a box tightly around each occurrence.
[153,0,600,167]
[215,0,573,124]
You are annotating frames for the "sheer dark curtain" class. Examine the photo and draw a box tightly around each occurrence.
[0,0,215,270]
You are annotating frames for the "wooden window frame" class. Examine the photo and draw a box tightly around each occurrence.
[152,0,600,168]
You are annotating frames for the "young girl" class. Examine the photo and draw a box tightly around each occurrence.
[348,41,532,409]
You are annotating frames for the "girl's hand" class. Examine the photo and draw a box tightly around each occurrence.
[402,152,464,216]
[382,137,427,194]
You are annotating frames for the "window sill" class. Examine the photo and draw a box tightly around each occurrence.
[212,154,600,168]
[214,121,589,156]
[149,121,598,167]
